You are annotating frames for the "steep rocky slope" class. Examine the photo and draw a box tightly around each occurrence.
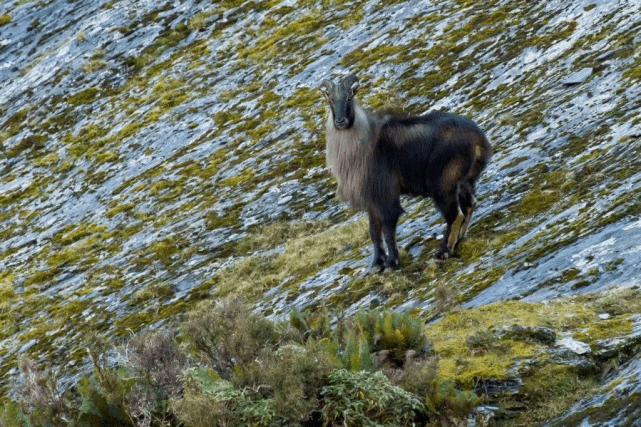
[1,0,640,424]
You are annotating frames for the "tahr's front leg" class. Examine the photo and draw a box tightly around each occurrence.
[368,211,386,273]
[383,220,399,270]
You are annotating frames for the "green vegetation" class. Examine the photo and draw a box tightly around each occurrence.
[1,1,640,426]
[1,301,476,427]
[622,52,641,80]
[6,134,48,158]
[66,87,100,105]
[210,217,370,301]
[82,58,108,74]
[3,290,640,426]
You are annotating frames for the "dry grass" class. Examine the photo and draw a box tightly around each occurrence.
[213,217,369,299]
[235,218,333,253]
[82,59,107,73]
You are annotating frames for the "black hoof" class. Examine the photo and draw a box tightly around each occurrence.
[436,240,455,259]
[369,264,385,274]
[385,257,399,270]
[436,247,450,260]
[370,259,386,274]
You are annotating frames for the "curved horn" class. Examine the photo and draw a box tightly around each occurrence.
[341,74,360,96]
[319,79,334,97]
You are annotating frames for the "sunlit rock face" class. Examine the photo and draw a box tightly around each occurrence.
[1,0,640,423]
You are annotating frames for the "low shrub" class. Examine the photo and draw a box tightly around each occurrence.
[181,299,279,379]
[289,306,333,342]
[320,369,425,427]
[235,342,337,423]
[11,357,71,427]
[4,301,481,426]
[171,367,244,427]
[423,379,480,426]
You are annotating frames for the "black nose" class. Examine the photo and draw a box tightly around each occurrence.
[335,118,348,127]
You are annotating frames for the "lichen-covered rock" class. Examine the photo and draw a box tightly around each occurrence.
[497,325,557,346]
[1,0,641,424]
[548,355,641,427]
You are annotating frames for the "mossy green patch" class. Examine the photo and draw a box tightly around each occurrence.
[622,58,641,81]
[52,223,107,247]
[549,391,641,427]
[49,297,92,321]
[231,218,332,255]
[573,317,633,344]
[113,311,155,336]
[239,9,326,68]
[589,287,641,317]
[46,237,102,270]
[284,86,322,110]
[0,181,40,207]
[217,167,256,190]
[67,87,100,105]
[130,282,175,306]
[458,266,507,300]
[530,20,578,49]
[510,364,599,425]
[425,288,641,395]
[22,269,57,289]
[428,301,551,386]
[149,237,188,268]
[0,107,30,144]
[6,134,48,158]
[337,3,364,30]
[105,203,135,218]
[82,58,108,74]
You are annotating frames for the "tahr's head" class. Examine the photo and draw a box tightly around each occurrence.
[319,74,360,130]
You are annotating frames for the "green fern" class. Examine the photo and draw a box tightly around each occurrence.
[354,310,428,365]
[289,306,332,341]
[342,331,375,372]
[289,307,308,336]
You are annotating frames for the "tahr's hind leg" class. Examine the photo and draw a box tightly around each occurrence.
[445,210,465,257]
[458,181,477,241]
[368,210,386,272]
[459,195,476,240]
[435,190,465,259]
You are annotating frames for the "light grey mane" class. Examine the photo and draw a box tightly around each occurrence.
[325,102,383,211]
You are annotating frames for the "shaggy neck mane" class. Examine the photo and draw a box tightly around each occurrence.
[325,102,380,211]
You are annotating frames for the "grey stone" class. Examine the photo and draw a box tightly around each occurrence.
[556,336,591,355]
[562,67,593,86]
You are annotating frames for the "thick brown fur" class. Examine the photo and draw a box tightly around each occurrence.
[321,75,491,271]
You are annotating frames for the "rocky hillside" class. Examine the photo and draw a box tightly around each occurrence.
[1,0,640,424]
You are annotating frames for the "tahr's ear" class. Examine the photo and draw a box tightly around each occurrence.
[319,80,333,98]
